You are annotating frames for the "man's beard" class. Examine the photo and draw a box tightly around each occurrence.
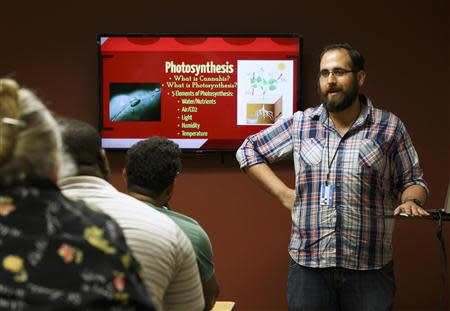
[320,79,359,113]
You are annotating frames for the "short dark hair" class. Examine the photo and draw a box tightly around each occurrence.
[320,43,365,72]
[57,118,104,176]
[125,137,181,198]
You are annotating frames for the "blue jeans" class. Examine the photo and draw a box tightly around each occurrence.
[287,260,395,311]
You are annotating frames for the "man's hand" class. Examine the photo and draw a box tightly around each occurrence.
[394,200,429,216]
[396,185,428,216]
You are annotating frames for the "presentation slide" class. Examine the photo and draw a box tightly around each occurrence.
[99,35,301,150]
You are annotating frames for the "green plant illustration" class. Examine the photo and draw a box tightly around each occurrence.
[250,74,278,98]
[249,69,279,121]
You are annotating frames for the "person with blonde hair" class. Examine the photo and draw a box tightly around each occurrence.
[0,78,155,310]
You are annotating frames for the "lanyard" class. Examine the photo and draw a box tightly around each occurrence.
[326,116,339,185]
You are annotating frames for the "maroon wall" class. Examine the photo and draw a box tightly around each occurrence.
[2,1,449,310]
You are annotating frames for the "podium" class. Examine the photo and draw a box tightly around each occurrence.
[390,210,449,311]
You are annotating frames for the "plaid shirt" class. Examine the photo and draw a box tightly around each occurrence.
[236,96,427,270]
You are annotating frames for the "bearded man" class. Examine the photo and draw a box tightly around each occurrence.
[236,43,428,311]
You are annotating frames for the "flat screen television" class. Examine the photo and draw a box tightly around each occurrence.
[98,34,302,151]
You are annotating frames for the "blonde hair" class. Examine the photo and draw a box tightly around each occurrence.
[0,78,68,179]
[0,79,21,163]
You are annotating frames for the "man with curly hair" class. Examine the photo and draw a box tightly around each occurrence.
[124,137,220,311]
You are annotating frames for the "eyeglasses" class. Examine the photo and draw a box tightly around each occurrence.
[319,68,355,78]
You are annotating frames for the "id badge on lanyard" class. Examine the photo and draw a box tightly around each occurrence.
[320,181,334,207]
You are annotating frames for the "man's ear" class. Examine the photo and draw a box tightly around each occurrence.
[98,149,111,182]
[161,181,176,206]
[122,168,128,188]
[166,180,175,197]
[357,70,366,88]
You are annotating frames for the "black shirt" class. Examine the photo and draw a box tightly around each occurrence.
[0,176,155,310]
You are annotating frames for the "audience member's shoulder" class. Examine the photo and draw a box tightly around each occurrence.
[107,191,190,241]
[165,209,212,249]
[61,196,120,230]
[62,176,180,232]
[167,209,201,226]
